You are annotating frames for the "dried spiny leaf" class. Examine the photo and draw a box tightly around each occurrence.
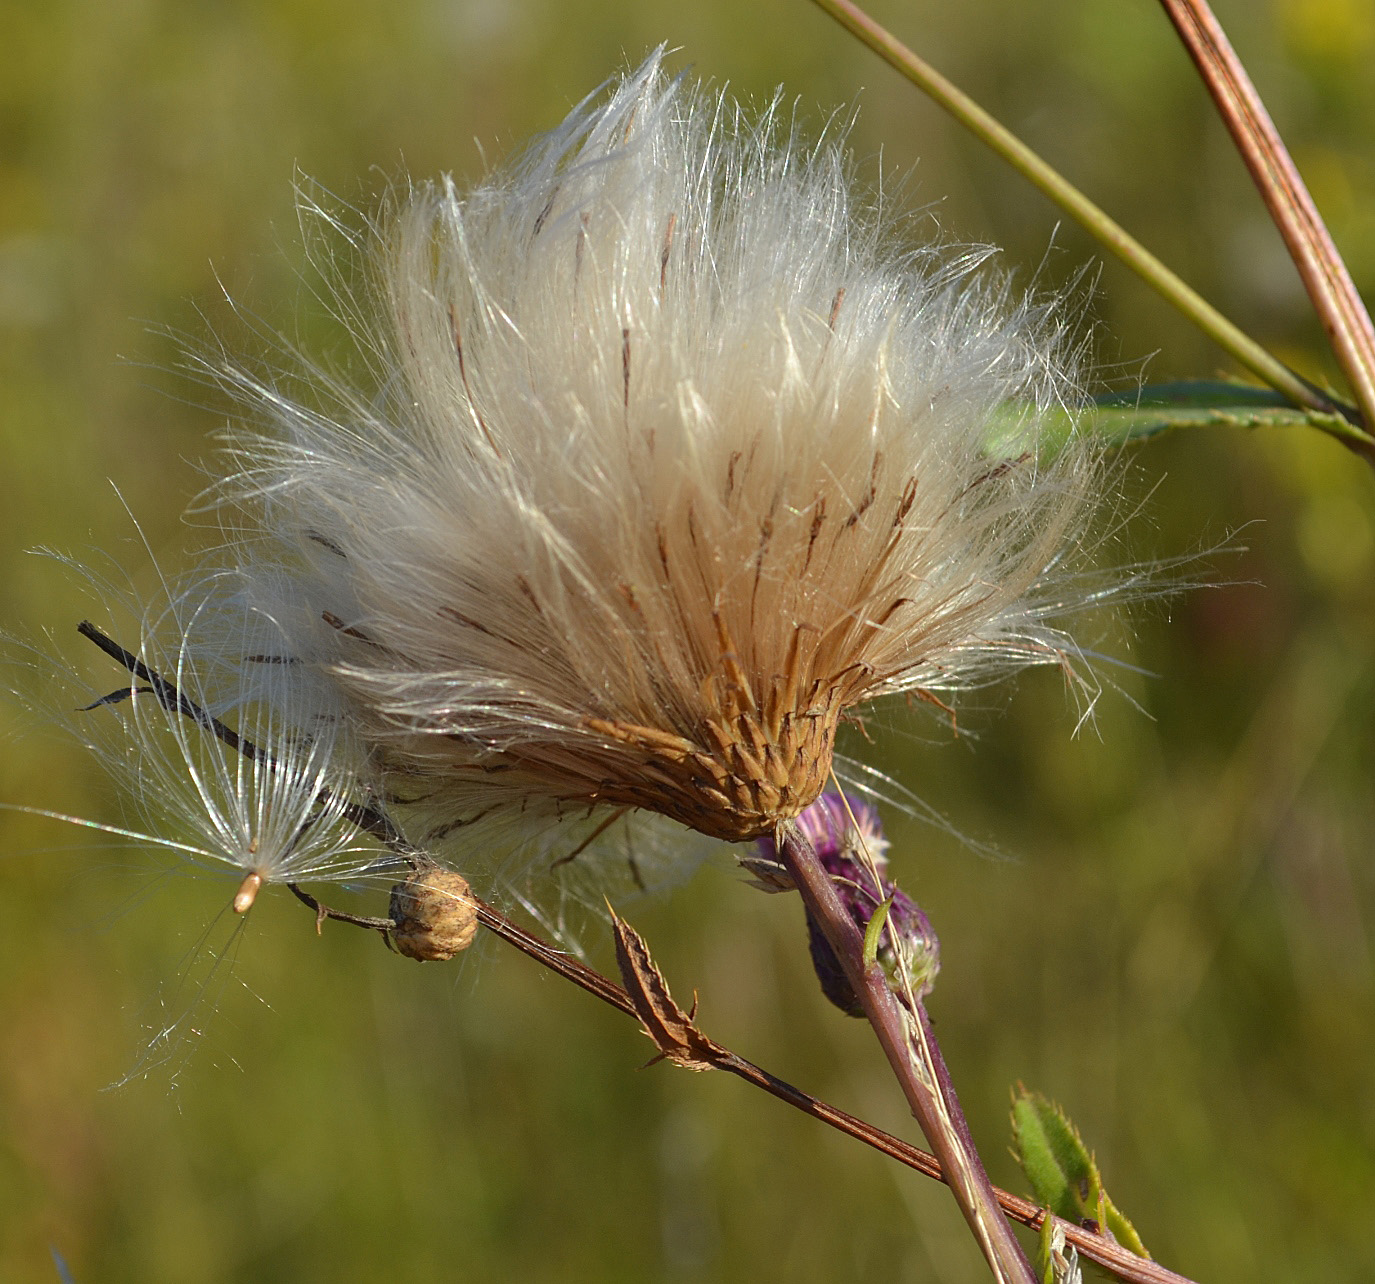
[609,906,722,1072]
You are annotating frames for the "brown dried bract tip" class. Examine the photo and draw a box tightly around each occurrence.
[609,905,723,1072]
[584,614,841,842]
[389,864,479,961]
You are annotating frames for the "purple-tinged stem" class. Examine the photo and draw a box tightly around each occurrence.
[776,818,1035,1284]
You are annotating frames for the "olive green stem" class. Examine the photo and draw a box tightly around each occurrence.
[805,0,1358,427]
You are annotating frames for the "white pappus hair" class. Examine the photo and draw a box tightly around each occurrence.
[3,549,406,1082]
[12,568,390,908]
[205,50,1100,906]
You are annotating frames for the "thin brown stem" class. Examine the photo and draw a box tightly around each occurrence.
[711,1050,1194,1284]
[286,882,397,940]
[80,616,1176,1281]
[474,899,638,1015]
[78,621,265,763]
[290,880,1190,1284]
[1158,0,1375,443]
[776,819,1035,1283]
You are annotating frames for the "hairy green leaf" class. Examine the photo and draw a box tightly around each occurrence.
[1011,1086,1151,1260]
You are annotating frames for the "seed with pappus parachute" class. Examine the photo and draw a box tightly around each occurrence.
[1,567,402,1079]
[9,575,393,910]
[200,48,1103,906]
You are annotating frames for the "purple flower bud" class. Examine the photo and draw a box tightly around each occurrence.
[744,792,888,891]
[791,793,890,867]
[754,792,940,1015]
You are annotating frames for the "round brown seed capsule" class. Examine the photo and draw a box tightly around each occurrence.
[389,865,478,961]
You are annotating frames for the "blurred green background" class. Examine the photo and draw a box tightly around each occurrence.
[3,0,1374,1279]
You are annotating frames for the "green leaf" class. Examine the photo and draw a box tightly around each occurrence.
[1010,1086,1151,1260]
[1086,381,1366,448]
[1098,1190,1150,1261]
[990,380,1371,459]
[1011,1086,1093,1217]
[862,895,894,968]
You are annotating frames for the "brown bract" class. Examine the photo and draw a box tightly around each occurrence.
[585,611,843,839]
[610,905,722,1071]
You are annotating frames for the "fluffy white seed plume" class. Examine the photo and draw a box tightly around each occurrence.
[208,51,1098,897]
[15,570,388,909]
[4,559,397,1083]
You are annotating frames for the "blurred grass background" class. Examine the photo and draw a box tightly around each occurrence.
[2,0,1373,1279]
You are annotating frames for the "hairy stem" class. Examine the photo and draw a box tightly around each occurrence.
[776,818,1035,1283]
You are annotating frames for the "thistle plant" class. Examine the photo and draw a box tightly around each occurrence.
[190,81,1120,1275]
[10,49,1104,1280]
[4,3,1372,1280]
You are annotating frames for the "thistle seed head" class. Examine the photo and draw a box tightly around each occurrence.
[210,50,1098,879]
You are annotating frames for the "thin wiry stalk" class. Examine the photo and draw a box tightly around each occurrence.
[775,818,1036,1284]
[77,619,268,765]
[292,876,1191,1284]
[1157,0,1375,444]
[804,0,1367,434]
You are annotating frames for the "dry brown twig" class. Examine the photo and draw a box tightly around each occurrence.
[283,868,1196,1284]
[605,907,1198,1284]
[281,870,1199,1284]
[1158,0,1375,438]
[415,886,1197,1284]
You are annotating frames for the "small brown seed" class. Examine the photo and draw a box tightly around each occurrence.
[232,872,263,914]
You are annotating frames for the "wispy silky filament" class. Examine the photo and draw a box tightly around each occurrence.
[24,580,388,906]
[205,49,1098,892]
